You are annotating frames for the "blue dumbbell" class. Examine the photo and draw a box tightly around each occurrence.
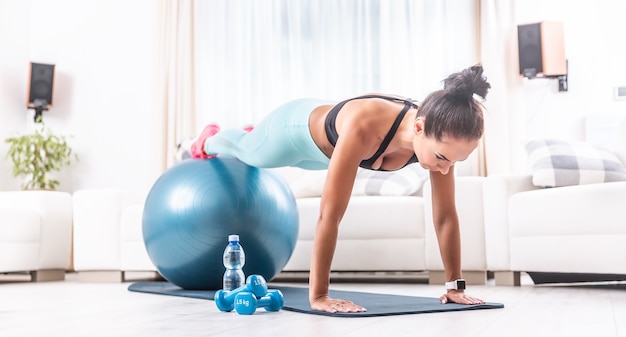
[214,274,268,312]
[234,289,284,315]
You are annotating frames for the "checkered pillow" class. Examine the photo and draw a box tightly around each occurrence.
[352,163,429,196]
[525,139,626,187]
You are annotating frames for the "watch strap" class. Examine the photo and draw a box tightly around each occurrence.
[445,279,466,290]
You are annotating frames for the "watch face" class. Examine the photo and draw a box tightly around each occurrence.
[457,279,466,290]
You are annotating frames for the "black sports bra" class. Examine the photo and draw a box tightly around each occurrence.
[324,94,419,171]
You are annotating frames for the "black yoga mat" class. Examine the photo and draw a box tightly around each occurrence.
[128,282,504,317]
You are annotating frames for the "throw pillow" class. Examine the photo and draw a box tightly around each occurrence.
[352,163,429,196]
[270,167,326,198]
[525,138,626,187]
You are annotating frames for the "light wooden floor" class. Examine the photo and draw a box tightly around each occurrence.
[1,272,625,337]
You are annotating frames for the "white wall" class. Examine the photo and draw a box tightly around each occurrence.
[0,0,161,192]
[0,0,29,190]
[515,0,626,140]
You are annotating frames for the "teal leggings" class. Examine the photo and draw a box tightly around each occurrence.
[204,98,334,170]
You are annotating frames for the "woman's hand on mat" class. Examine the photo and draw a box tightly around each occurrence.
[310,295,367,313]
[440,290,485,305]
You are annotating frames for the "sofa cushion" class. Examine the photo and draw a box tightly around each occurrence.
[276,163,429,198]
[276,168,326,198]
[352,163,429,196]
[525,138,626,187]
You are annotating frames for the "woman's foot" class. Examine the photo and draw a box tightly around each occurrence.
[190,124,220,159]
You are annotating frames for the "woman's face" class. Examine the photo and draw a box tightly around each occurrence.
[412,119,479,175]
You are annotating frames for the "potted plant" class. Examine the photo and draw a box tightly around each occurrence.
[4,121,77,190]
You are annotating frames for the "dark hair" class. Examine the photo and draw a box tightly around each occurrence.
[417,64,490,141]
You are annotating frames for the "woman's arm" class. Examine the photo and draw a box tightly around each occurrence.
[430,166,484,305]
[308,125,370,313]
[429,166,462,281]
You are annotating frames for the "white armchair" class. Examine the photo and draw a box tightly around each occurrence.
[0,191,73,281]
[484,114,626,285]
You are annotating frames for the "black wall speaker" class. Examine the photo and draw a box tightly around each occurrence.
[517,22,566,78]
[27,62,55,109]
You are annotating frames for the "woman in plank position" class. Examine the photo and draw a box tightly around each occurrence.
[191,64,491,313]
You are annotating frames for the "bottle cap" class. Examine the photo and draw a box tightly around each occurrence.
[228,234,239,242]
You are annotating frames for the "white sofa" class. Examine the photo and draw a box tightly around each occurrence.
[72,189,153,282]
[72,163,489,285]
[276,167,428,273]
[279,167,490,284]
[0,191,73,281]
[484,114,626,285]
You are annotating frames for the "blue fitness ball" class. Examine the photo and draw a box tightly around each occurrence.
[142,157,299,290]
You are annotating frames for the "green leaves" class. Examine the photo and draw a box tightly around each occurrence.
[4,123,77,190]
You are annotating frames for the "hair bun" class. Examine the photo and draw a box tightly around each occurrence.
[442,64,490,101]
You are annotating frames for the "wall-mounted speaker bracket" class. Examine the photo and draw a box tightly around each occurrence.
[522,60,568,92]
[522,74,568,92]
[29,98,49,123]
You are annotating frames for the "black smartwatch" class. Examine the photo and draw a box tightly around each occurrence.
[445,279,466,291]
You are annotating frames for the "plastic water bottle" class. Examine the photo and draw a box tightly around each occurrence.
[222,234,245,291]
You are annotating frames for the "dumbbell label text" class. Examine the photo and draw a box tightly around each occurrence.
[236,298,250,307]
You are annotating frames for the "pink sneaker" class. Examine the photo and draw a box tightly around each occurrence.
[190,124,220,159]
[242,124,254,132]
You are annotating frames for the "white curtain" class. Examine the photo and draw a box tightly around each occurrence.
[155,0,198,169]
[194,0,480,131]
[479,0,527,175]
